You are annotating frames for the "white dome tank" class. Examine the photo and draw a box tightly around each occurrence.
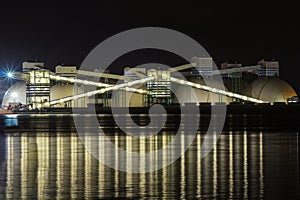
[173,77,232,104]
[242,78,297,103]
[2,82,93,108]
[2,81,26,106]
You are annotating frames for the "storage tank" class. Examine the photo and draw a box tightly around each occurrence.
[50,83,89,107]
[242,78,297,103]
[2,81,26,106]
[50,84,75,107]
[111,85,147,107]
[173,77,232,104]
[2,82,88,108]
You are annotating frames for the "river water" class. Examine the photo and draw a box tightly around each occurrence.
[0,114,300,199]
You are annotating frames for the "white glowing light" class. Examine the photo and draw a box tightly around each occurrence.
[49,74,148,94]
[48,76,153,105]
[11,92,18,98]
[170,77,267,103]
[7,72,14,78]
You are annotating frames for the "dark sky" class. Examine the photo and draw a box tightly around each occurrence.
[0,1,300,98]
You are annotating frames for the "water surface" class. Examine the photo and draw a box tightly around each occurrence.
[0,114,299,199]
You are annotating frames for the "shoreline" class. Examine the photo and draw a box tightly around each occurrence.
[6,103,300,115]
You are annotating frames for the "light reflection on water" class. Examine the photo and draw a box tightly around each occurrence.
[1,131,268,199]
[3,115,19,127]
[0,115,299,199]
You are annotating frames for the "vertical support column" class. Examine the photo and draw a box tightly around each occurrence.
[74,83,85,107]
[185,86,191,103]
[219,94,222,102]
[123,89,126,107]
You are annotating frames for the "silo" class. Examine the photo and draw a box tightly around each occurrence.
[242,78,297,103]
[2,81,26,106]
[173,77,232,104]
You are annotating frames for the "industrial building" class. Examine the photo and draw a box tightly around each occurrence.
[1,57,297,109]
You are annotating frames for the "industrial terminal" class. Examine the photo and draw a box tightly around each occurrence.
[0,57,298,112]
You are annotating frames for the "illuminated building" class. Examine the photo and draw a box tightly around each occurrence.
[147,69,171,105]
[55,65,77,78]
[23,62,50,109]
[1,58,298,108]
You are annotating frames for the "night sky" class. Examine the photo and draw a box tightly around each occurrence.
[0,1,299,101]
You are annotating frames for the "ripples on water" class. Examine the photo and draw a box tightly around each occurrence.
[0,114,300,199]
